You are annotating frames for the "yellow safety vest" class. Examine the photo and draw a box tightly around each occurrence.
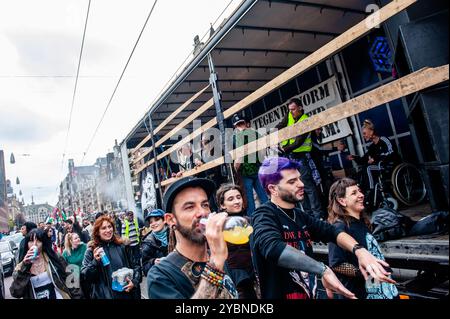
[281,113,312,153]
[124,218,140,243]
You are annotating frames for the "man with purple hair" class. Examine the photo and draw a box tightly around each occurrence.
[251,156,396,299]
[276,98,323,219]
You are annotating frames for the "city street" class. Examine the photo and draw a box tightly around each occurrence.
[0,0,448,303]
[3,274,148,299]
[4,275,14,299]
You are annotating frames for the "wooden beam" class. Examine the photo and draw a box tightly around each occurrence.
[132,98,214,165]
[155,98,214,149]
[130,85,209,156]
[153,65,448,183]
[132,0,418,175]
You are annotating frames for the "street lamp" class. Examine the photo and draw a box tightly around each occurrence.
[10,152,31,164]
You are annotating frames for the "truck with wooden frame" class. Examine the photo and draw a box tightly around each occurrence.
[120,0,449,298]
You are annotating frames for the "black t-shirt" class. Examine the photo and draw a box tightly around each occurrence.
[328,218,368,299]
[328,218,399,299]
[147,251,238,299]
[251,202,343,299]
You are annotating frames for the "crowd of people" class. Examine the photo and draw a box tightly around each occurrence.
[9,100,402,299]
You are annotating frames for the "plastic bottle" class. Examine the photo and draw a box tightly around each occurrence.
[199,215,253,245]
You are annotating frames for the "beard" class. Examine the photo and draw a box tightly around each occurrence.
[278,185,303,204]
[174,218,206,245]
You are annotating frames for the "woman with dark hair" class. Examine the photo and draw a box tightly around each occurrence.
[327,178,398,299]
[18,221,37,262]
[10,228,74,299]
[81,215,142,299]
[216,183,259,299]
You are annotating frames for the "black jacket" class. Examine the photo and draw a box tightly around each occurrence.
[18,238,26,263]
[72,222,90,243]
[354,136,401,166]
[141,231,169,277]
[81,241,142,299]
[10,254,77,299]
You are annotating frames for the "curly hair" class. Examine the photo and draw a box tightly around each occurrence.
[89,215,122,249]
[327,178,371,229]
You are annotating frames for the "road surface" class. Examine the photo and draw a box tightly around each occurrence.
[4,275,14,299]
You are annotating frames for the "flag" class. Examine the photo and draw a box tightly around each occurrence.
[45,216,54,224]
[52,207,60,219]
[60,209,67,221]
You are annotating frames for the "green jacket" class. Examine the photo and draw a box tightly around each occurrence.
[63,243,87,269]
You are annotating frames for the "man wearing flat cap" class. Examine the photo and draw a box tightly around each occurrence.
[147,177,238,299]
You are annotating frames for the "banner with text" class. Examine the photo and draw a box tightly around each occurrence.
[251,76,352,144]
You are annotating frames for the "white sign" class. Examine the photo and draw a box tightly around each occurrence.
[141,169,157,212]
[251,76,352,144]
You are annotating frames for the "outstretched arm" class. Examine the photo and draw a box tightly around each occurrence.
[336,232,396,284]
[278,245,356,299]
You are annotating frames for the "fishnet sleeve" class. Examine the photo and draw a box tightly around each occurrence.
[332,263,362,278]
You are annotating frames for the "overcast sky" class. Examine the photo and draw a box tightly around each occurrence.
[0,0,241,206]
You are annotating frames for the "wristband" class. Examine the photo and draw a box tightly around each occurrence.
[317,262,328,279]
[352,244,364,255]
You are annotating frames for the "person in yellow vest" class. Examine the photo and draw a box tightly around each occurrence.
[121,211,142,261]
[276,98,323,219]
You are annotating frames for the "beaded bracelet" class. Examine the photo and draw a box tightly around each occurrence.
[201,264,225,288]
[205,262,225,276]
[201,273,223,287]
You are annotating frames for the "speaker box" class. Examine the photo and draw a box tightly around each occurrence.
[396,10,448,73]
[409,87,449,165]
[425,165,449,210]
[393,9,449,210]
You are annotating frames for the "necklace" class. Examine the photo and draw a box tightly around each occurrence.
[31,257,46,275]
[273,203,296,222]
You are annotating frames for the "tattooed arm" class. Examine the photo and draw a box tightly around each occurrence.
[192,213,230,299]
[191,279,223,299]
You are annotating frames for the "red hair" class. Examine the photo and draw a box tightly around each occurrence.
[90,215,123,249]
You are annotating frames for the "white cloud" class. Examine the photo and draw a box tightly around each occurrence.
[0,0,241,206]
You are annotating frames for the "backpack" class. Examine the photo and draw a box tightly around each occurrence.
[370,207,415,242]
[407,211,449,236]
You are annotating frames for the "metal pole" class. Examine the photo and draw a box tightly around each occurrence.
[148,114,164,202]
[207,54,234,184]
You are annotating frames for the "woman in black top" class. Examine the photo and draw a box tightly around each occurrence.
[10,228,78,299]
[327,178,398,299]
[81,215,141,299]
[216,183,259,299]
[141,209,169,276]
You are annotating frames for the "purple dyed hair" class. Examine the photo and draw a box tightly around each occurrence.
[258,156,301,194]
